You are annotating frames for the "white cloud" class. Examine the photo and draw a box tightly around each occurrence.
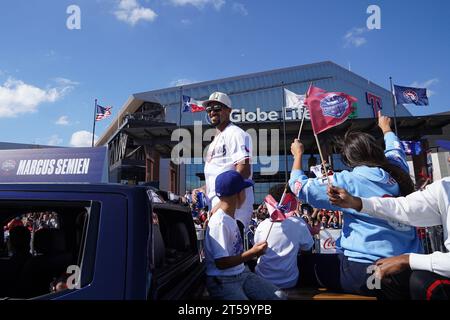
[70,130,97,147]
[114,0,157,26]
[232,2,248,16]
[55,115,70,126]
[181,19,192,25]
[0,77,74,118]
[410,78,439,97]
[47,134,63,146]
[343,27,369,48]
[54,77,79,86]
[170,78,197,86]
[169,0,225,10]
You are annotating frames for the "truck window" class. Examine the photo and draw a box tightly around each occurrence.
[147,203,205,300]
[0,200,98,299]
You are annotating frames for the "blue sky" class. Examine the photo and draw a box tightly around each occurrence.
[0,0,449,146]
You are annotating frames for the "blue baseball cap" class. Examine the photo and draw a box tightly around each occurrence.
[215,170,254,198]
[437,140,450,151]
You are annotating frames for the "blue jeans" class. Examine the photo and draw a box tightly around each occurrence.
[206,269,285,300]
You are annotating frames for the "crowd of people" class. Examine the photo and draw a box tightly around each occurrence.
[187,197,343,246]
[3,212,60,241]
[185,91,449,301]
[252,203,342,235]
[1,211,68,298]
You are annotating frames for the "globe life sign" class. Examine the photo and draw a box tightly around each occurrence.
[230,106,311,123]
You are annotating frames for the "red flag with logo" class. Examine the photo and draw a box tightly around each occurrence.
[264,193,297,222]
[305,86,357,135]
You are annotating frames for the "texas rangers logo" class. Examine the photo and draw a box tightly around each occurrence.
[403,89,419,103]
[320,94,349,118]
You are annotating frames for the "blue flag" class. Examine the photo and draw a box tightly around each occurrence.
[394,85,429,106]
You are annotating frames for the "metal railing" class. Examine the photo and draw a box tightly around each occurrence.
[420,226,447,254]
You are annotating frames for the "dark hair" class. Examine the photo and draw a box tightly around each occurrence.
[257,209,269,220]
[268,184,293,202]
[33,228,52,255]
[301,203,313,214]
[308,155,318,167]
[339,131,414,196]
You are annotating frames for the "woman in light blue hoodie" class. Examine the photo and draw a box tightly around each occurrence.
[289,114,423,296]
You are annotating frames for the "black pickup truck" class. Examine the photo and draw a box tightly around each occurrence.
[0,183,205,300]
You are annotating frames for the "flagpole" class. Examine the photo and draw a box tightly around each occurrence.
[92,99,97,147]
[314,133,332,186]
[389,77,399,136]
[265,84,289,243]
[297,109,306,140]
[266,83,307,242]
[297,82,312,139]
[265,221,274,242]
[265,83,312,241]
[178,87,183,195]
[281,82,288,184]
[282,82,313,198]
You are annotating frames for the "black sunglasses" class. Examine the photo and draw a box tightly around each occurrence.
[206,104,224,113]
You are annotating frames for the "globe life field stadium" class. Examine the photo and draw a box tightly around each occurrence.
[95,61,450,204]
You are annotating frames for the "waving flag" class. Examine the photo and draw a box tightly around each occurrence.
[264,193,297,222]
[305,86,357,135]
[310,164,324,178]
[183,95,205,113]
[394,85,429,106]
[95,104,112,121]
[284,88,305,110]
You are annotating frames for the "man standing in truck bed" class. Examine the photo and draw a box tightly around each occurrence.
[192,92,254,236]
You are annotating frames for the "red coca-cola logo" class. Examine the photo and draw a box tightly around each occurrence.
[323,237,336,249]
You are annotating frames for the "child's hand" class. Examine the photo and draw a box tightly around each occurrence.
[252,241,268,257]
[377,111,392,134]
[327,185,362,211]
[290,139,304,158]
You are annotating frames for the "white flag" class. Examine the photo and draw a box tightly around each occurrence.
[310,164,324,178]
[284,88,305,110]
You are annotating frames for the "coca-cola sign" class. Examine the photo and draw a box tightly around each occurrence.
[319,229,341,254]
[323,237,336,250]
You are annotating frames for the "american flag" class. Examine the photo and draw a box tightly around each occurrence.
[96,104,112,121]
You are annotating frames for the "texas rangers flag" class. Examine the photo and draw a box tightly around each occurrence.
[394,85,429,106]
[264,193,298,222]
[182,95,205,113]
[305,86,357,135]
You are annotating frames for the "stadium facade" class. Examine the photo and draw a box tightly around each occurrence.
[96,61,450,204]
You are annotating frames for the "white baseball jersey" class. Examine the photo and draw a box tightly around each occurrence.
[204,123,254,228]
